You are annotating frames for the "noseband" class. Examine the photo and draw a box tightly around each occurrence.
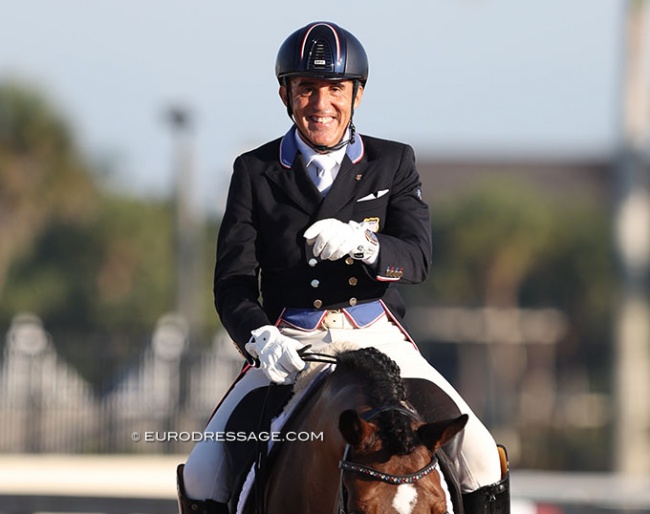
[336,405,441,514]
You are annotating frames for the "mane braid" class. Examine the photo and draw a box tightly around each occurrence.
[336,347,417,454]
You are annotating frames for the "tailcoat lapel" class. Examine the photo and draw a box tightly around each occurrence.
[315,155,369,220]
[263,132,322,214]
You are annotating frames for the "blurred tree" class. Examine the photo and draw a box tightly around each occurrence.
[521,198,615,386]
[417,176,614,359]
[0,80,99,296]
[426,178,556,307]
[2,197,175,331]
[0,81,220,385]
[405,177,616,470]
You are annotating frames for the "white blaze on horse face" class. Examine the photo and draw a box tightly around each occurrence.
[391,483,418,514]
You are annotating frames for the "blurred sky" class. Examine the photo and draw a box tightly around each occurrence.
[0,0,626,213]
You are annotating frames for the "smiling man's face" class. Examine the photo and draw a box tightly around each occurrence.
[280,78,363,150]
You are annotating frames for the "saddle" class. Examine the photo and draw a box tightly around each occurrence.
[405,378,465,514]
[223,377,464,514]
[223,384,294,480]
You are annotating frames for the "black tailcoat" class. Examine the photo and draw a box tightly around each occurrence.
[214,128,432,352]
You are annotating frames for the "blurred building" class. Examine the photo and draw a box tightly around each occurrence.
[417,155,613,204]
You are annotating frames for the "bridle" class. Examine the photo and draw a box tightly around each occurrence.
[297,351,445,514]
[335,405,442,514]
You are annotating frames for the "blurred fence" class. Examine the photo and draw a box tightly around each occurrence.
[0,306,608,469]
[0,313,242,454]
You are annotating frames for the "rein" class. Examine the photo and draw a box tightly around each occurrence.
[299,348,339,365]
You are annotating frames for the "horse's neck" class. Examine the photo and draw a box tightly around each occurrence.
[303,374,366,440]
[266,375,368,514]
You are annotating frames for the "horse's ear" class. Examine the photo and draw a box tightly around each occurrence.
[417,414,469,451]
[339,409,374,448]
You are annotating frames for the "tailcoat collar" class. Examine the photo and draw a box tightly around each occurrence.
[279,126,364,168]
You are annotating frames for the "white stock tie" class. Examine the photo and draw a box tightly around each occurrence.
[310,154,334,196]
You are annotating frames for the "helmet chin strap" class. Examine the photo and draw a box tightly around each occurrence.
[285,79,359,154]
[295,121,356,153]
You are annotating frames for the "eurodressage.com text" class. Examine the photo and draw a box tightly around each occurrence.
[132,431,324,443]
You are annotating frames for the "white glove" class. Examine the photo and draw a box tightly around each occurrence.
[304,219,379,264]
[244,325,306,384]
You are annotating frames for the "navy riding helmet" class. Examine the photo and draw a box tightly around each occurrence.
[275,21,369,151]
[275,21,369,87]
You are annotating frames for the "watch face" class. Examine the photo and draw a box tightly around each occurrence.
[364,229,379,246]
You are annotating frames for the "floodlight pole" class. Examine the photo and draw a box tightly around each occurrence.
[614,0,650,475]
[167,107,203,338]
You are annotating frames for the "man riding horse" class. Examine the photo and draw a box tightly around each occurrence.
[178,21,510,514]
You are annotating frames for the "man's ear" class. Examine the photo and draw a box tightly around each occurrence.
[354,84,364,110]
[279,85,288,107]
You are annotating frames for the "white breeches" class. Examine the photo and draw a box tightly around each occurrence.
[182,314,501,502]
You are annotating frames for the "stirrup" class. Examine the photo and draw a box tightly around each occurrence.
[462,444,510,514]
[177,464,229,514]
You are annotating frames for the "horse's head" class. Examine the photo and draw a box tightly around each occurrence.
[338,408,468,514]
[266,346,468,514]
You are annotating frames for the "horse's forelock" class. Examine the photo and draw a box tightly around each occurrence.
[336,347,418,454]
[286,344,418,454]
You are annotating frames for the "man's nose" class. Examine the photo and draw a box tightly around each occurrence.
[310,87,330,109]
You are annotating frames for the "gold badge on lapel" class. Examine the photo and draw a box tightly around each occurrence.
[363,217,380,232]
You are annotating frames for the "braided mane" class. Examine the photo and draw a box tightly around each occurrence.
[336,347,417,454]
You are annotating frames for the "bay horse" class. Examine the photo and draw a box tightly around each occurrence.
[247,344,468,514]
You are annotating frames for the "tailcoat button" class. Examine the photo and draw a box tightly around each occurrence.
[345,257,354,265]
[349,298,358,306]
[308,258,318,267]
[313,299,323,309]
[348,277,358,286]
[311,279,320,288]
